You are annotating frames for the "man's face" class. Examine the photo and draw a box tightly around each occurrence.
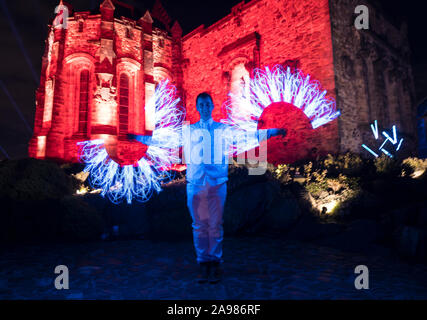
[196,96,214,121]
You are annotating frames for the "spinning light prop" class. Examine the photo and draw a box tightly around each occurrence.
[222,65,340,156]
[78,80,185,204]
[362,120,404,158]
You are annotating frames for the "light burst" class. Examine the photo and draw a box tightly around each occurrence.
[222,65,340,154]
[78,80,185,204]
[362,121,404,158]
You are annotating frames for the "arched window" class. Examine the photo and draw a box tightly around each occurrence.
[153,66,172,84]
[119,73,129,137]
[78,69,89,134]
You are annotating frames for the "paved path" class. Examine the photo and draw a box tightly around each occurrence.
[1,236,427,299]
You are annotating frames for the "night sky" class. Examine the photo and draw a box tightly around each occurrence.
[0,0,426,160]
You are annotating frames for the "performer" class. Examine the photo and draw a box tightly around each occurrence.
[129,92,286,284]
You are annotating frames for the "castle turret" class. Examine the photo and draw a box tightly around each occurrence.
[138,10,155,132]
[44,0,69,160]
[171,21,184,105]
[92,0,117,137]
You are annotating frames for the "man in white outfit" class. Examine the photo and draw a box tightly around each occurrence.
[129,92,286,284]
[183,92,232,283]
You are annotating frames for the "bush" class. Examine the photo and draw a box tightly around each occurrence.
[374,155,401,178]
[323,153,364,177]
[402,157,427,177]
[227,162,269,193]
[0,159,109,243]
[0,158,75,201]
[401,162,415,177]
[305,169,328,198]
[274,164,297,184]
[305,170,360,199]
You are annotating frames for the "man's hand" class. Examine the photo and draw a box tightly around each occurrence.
[267,128,287,139]
[127,133,137,141]
[128,133,153,146]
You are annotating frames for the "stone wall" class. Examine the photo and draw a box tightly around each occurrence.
[181,0,339,162]
[152,28,173,82]
[329,0,417,155]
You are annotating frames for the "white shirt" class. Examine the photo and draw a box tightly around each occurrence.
[183,119,234,186]
[138,118,262,186]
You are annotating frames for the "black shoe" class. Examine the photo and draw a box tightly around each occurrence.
[197,262,210,283]
[209,261,221,284]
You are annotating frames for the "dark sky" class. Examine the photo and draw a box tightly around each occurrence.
[0,0,426,160]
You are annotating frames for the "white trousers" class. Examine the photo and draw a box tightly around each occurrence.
[186,181,227,264]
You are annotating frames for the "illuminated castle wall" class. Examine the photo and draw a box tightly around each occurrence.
[28,0,416,164]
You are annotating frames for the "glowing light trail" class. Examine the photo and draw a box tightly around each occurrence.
[79,80,185,204]
[381,148,393,158]
[370,120,379,140]
[362,144,379,158]
[396,138,404,152]
[222,65,340,155]
[382,125,397,145]
[362,121,403,158]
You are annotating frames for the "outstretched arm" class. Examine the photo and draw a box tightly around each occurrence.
[257,128,287,143]
[127,133,153,146]
[226,126,287,157]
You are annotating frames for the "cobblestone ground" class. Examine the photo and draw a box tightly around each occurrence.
[1,236,427,300]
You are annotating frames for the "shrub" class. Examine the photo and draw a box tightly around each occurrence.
[323,153,364,177]
[305,169,328,198]
[227,162,269,193]
[305,170,360,199]
[0,159,75,201]
[303,161,314,180]
[374,155,401,178]
[402,157,427,177]
[274,164,296,184]
[401,162,415,177]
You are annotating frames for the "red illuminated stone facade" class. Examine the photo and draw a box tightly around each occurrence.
[28,0,416,164]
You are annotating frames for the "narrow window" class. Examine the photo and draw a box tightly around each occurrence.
[78,70,89,134]
[119,74,129,137]
[126,27,133,39]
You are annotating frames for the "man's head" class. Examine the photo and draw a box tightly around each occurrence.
[196,92,214,121]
